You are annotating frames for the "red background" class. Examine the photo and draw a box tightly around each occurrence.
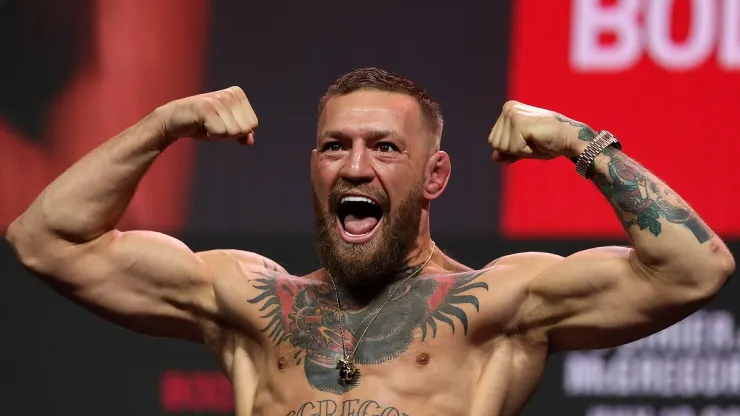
[502,0,740,239]
[0,0,205,232]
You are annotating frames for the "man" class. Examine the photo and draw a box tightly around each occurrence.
[6,68,734,416]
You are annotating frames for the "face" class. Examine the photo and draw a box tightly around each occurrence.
[311,90,443,291]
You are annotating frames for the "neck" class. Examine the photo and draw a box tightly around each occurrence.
[401,215,437,271]
[329,241,435,305]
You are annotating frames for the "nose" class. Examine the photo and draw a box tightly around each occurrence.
[339,141,375,184]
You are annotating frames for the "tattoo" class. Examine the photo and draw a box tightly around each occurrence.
[592,147,714,243]
[286,399,409,416]
[247,264,488,393]
[555,115,596,142]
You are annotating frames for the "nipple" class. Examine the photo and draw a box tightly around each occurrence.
[415,352,430,367]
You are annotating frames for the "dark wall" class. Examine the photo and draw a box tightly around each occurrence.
[186,0,512,235]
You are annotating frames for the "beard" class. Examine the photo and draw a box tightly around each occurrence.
[313,180,424,297]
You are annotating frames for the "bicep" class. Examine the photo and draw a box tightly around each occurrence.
[46,230,216,342]
[522,247,701,351]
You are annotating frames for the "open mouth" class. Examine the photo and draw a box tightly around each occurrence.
[336,195,384,241]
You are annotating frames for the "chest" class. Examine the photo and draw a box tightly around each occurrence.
[218,270,524,366]
[254,336,547,416]
[254,275,504,343]
[266,336,479,411]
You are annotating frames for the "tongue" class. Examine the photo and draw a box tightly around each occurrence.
[343,215,378,235]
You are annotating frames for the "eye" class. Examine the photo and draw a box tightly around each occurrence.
[322,142,343,152]
[377,142,398,153]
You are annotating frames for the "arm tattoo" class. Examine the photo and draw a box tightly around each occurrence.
[247,264,488,393]
[555,115,596,142]
[591,147,714,243]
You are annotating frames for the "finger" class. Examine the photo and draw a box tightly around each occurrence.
[509,124,534,156]
[209,98,242,138]
[246,131,255,145]
[201,108,228,139]
[497,101,517,151]
[237,131,255,146]
[231,86,259,130]
[227,87,258,133]
[498,115,511,153]
[488,114,503,148]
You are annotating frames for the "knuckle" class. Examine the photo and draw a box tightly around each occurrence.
[228,86,244,96]
[223,89,237,101]
[225,86,246,104]
[213,89,235,105]
[503,105,518,119]
[511,111,525,123]
[503,100,519,112]
[201,95,218,107]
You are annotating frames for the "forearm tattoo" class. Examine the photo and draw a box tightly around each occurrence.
[555,115,596,142]
[592,146,713,243]
[554,117,714,244]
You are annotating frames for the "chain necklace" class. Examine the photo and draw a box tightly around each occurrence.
[328,242,436,383]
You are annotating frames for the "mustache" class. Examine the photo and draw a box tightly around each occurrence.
[328,181,389,213]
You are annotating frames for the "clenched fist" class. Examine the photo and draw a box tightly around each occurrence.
[488,101,594,163]
[155,86,258,145]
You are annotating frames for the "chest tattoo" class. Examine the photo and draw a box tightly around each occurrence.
[247,264,489,394]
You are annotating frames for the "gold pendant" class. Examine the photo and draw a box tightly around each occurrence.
[336,357,356,382]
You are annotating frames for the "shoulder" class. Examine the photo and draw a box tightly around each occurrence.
[195,249,291,309]
[487,251,564,270]
[479,252,565,289]
[197,249,288,277]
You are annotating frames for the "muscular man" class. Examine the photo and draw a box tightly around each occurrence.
[6,68,734,415]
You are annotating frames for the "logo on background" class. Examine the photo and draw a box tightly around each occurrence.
[160,371,234,413]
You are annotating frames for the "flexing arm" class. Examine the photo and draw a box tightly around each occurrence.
[489,102,735,351]
[6,87,259,342]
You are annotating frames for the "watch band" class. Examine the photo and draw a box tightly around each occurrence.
[575,130,621,178]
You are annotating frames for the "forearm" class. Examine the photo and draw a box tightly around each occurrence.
[575,135,734,283]
[9,111,172,245]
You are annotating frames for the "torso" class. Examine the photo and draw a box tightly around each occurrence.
[203,256,549,416]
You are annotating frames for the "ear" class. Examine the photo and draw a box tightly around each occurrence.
[424,151,451,200]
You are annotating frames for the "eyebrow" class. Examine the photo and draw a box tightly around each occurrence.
[321,129,402,142]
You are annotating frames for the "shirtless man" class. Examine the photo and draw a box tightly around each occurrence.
[6,68,734,415]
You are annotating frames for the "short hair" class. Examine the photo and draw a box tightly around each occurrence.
[318,67,444,146]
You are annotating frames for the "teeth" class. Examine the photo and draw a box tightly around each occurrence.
[341,196,376,205]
